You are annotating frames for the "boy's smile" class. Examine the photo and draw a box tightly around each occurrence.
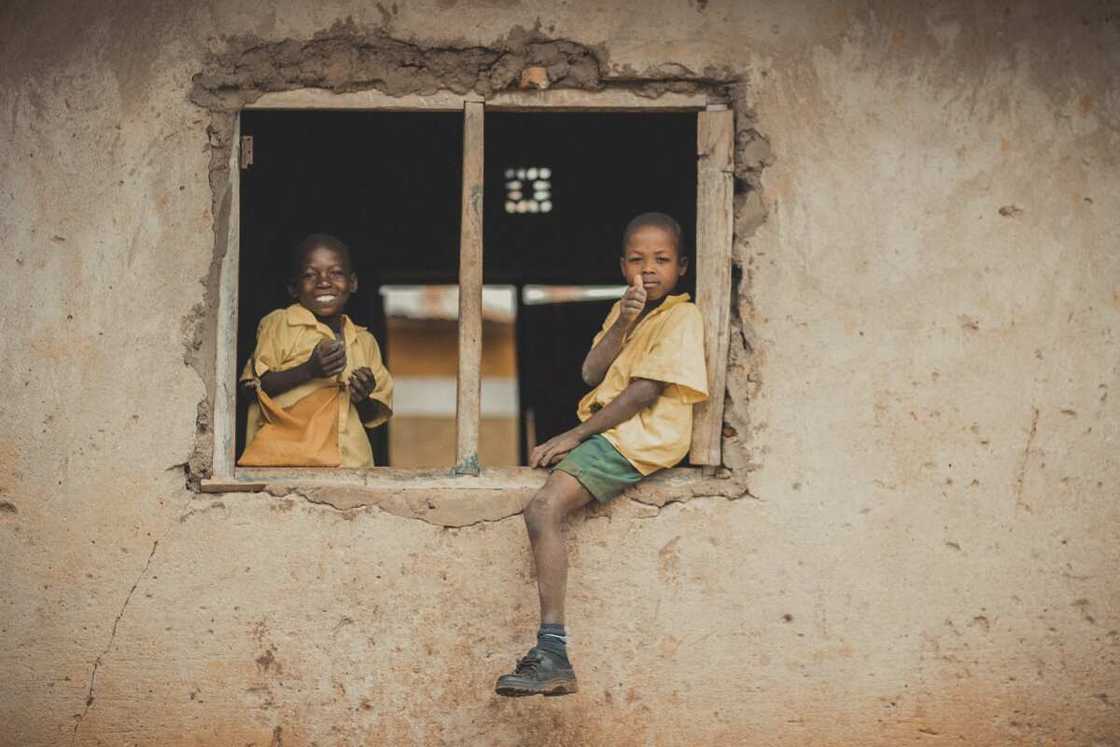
[290,245,358,322]
[619,225,688,303]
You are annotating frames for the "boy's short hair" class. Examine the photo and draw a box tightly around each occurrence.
[290,233,353,278]
[621,212,684,257]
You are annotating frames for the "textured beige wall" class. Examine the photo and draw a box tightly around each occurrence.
[1,1,1118,744]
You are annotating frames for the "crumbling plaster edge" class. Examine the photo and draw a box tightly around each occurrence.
[182,23,770,518]
[199,465,753,526]
[186,480,760,530]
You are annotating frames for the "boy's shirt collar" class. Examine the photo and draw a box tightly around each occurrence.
[655,293,690,311]
[625,293,690,336]
[284,303,363,346]
[639,293,690,316]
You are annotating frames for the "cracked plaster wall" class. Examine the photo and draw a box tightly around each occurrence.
[1,1,1118,744]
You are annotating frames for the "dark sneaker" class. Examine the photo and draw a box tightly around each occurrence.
[495,647,578,697]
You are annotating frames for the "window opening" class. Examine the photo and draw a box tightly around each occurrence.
[236,110,463,467]
[211,93,733,488]
[383,285,519,468]
[485,112,697,466]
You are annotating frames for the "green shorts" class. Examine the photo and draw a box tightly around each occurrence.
[554,435,643,503]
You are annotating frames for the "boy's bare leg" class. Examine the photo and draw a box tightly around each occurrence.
[523,470,594,624]
[496,470,591,697]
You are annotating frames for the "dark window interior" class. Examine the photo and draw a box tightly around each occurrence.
[238,109,695,466]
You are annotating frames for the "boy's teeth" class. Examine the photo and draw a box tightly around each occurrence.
[316,295,336,302]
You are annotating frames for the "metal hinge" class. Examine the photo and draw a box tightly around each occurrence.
[240,136,254,169]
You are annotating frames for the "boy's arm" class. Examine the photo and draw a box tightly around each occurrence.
[355,397,384,423]
[581,276,647,387]
[349,367,390,424]
[349,333,394,429]
[529,377,664,468]
[258,340,346,397]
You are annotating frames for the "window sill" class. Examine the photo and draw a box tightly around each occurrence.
[199,466,742,526]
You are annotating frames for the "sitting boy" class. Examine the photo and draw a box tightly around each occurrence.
[495,212,709,696]
[238,233,393,468]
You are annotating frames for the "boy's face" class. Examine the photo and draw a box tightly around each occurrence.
[619,225,688,302]
[290,245,357,320]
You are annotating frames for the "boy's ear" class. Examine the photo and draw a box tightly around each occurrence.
[678,256,690,277]
[349,273,359,293]
[286,281,298,299]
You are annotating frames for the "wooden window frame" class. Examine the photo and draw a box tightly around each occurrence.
[202,89,733,495]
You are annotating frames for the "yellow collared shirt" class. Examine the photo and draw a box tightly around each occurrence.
[240,304,394,467]
[577,293,709,475]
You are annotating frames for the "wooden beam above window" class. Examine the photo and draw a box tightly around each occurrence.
[244,88,711,112]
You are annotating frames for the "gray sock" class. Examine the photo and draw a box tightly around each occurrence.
[537,624,568,657]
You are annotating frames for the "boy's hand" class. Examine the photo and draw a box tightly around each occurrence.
[308,339,346,378]
[618,274,647,326]
[348,366,376,404]
[529,430,583,469]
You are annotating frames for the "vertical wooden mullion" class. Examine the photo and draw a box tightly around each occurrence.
[689,108,734,468]
[455,101,485,474]
[213,113,241,477]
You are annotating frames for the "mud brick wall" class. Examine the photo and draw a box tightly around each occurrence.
[1,1,1117,744]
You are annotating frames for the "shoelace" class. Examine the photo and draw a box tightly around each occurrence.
[513,652,543,674]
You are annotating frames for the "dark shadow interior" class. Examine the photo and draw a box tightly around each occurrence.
[238,109,696,465]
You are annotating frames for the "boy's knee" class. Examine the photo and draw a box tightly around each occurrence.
[524,490,561,534]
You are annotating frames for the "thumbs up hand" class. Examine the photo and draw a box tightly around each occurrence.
[619,273,647,326]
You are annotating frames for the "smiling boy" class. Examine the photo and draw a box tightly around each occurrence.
[495,212,709,697]
[238,233,393,468]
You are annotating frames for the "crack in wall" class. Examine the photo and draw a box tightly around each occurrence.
[72,541,160,743]
[71,501,190,743]
[1015,405,1040,511]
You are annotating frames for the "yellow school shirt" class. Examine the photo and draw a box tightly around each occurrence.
[577,294,709,475]
[240,304,393,467]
